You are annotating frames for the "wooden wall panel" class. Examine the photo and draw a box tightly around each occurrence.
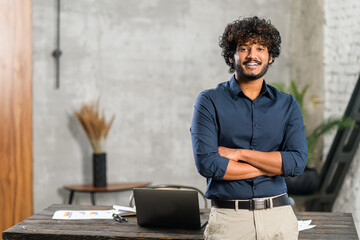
[0,0,33,238]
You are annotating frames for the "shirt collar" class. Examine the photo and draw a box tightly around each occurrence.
[229,75,275,100]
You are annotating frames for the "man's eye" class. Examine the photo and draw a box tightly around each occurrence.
[239,48,247,51]
[258,48,265,51]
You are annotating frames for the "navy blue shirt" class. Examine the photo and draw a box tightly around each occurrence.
[190,76,307,200]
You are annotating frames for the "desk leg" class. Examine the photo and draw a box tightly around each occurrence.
[68,190,74,204]
[90,192,96,205]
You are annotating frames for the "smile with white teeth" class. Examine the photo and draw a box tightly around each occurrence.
[246,62,259,67]
[246,62,259,66]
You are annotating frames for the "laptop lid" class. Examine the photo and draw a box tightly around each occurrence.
[133,188,208,229]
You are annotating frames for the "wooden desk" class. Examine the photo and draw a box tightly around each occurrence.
[3,204,359,240]
[64,182,150,205]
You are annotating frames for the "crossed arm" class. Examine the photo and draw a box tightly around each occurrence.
[218,147,283,180]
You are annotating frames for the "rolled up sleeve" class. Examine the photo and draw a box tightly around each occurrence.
[190,92,229,180]
[280,97,308,177]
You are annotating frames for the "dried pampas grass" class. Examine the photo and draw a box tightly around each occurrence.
[74,100,115,153]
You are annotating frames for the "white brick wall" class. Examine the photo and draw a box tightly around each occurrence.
[323,0,360,233]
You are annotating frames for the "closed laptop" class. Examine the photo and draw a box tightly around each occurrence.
[133,188,208,229]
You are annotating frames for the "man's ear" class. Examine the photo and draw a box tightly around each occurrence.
[229,57,233,63]
[269,55,273,64]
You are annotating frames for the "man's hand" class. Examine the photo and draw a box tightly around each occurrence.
[218,146,240,161]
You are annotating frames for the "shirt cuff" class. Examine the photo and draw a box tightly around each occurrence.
[216,156,230,180]
[280,151,295,177]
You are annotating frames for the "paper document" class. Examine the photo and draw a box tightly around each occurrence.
[113,205,136,216]
[52,210,113,220]
[52,205,136,220]
[298,220,316,231]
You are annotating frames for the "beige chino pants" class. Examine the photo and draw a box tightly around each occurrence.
[204,205,298,240]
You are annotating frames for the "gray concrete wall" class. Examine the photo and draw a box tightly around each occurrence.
[32,0,293,211]
[290,0,324,168]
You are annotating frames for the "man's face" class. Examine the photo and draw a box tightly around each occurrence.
[232,41,273,81]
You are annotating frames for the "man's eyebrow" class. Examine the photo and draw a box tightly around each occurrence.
[237,43,267,47]
[237,44,250,48]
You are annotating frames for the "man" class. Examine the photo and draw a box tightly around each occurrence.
[190,16,307,240]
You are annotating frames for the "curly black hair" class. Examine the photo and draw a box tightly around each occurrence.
[219,16,281,73]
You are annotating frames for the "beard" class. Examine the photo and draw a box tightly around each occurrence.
[234,59,270,81]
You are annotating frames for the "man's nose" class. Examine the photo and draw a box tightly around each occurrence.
[246,48,256,59]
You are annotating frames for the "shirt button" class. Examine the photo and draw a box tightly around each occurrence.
[254,123,258,127]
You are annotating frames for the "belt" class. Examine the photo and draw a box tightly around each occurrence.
[211,194,294,211]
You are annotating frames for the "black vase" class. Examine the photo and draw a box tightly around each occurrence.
[93,153,107,187]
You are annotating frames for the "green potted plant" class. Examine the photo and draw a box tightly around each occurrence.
[273,81,354,194]
[74,100,115,187]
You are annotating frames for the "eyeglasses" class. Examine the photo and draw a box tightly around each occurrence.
[112,213,128,223]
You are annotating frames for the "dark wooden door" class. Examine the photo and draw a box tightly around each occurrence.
[0,1,33,238]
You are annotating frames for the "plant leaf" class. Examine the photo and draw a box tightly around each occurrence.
[74,100,115,153]
[307,116,355,159]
